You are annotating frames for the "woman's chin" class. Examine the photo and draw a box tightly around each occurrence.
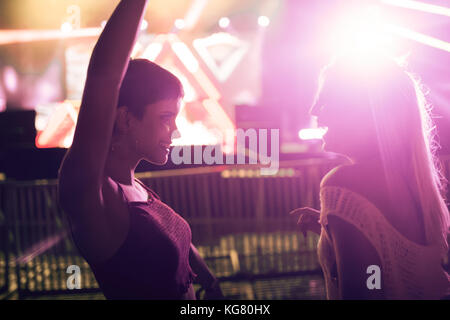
[145,153,169,166]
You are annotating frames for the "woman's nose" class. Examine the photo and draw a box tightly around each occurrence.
[170,120,181,140]
[171,129,181,140]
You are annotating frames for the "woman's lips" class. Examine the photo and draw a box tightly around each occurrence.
[159,142,171,152]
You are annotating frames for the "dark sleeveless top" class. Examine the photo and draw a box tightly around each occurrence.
[77,178,197,300]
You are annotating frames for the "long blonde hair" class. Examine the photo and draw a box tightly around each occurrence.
[316,54,450,257]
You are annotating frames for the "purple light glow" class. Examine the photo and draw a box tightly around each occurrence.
[3,66,18,93]
[15,231,67,265]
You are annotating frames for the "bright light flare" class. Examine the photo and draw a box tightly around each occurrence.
[219,17,230,29]
[386,24,450,53]
[60,22,73,33]
[298,128,328,140]
[141,19,148,31]
[329,3,450,59]
[174,19,186,30]
[0,28,102,45]
[258,16,270,27]
[381,0,450,17]
[333,6,395,56]
[172,117,221,146]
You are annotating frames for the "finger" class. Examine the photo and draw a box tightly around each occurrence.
[297,212,314,223]
[289,208,303,215]
[290,208,311,217]
[291,207,320,216]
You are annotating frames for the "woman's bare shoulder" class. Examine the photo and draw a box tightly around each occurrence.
[321,164,359,188]
[321,163,384,193]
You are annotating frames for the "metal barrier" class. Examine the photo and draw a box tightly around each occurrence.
[1,155,449,298]
[0,181,99,297]
[0,181,9,295]
[136,159,338,243]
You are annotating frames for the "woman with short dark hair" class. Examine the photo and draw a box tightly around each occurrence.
[58,0,222,300]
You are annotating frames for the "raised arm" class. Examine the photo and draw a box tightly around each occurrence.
[59,0,149,189]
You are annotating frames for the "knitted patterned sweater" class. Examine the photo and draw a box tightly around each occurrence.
[317,186,450,299]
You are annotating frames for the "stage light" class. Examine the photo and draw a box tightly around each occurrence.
[298,128,327,140]
[332,6,393,56]
[131,42,143,58]
[60,22,73,34]
[193,32,249,83]
[0,97,5,112]
[174,19,186,30]
[38,81,56,100]
[381,0,450,17]
[329,3,450,60]
[258,16,270,27]
[141,42,163,61]
[171,42,200,73]
[63,133,74,148]
[3,66,18,93]
[141,19,148,31]
[172,117,221,146]
[219,17,230,29]
[386,24,450,53]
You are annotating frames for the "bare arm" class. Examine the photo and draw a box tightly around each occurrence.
[189,244,217,287]
[59,0,149,190]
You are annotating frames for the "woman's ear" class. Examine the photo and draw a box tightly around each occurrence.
[115,106,130,134]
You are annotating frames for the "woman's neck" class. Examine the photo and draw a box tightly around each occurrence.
[104,148,140,185]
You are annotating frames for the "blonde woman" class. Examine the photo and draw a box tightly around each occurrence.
[292,54,450,299]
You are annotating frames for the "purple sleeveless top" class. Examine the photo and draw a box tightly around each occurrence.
[85,179,197,299]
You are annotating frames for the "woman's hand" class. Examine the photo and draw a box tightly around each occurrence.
[196,279,224,300]
[290,207,321,239]
[203,280,224,300]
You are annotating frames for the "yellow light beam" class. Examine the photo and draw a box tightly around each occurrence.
[0,28,102,45]
[381,0,450,18]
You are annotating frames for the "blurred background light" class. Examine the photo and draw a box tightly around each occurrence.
[257,15,270,27]
[141,19,148,31]
[298,128,327,141]
[3,66,18,93]
[218,17,230,29]
[174,18,186,30]
[381,0,450,17]
[60,21,73,33]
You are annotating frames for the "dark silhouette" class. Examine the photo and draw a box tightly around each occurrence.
[58,0,222,300]
[292,54,450,299]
